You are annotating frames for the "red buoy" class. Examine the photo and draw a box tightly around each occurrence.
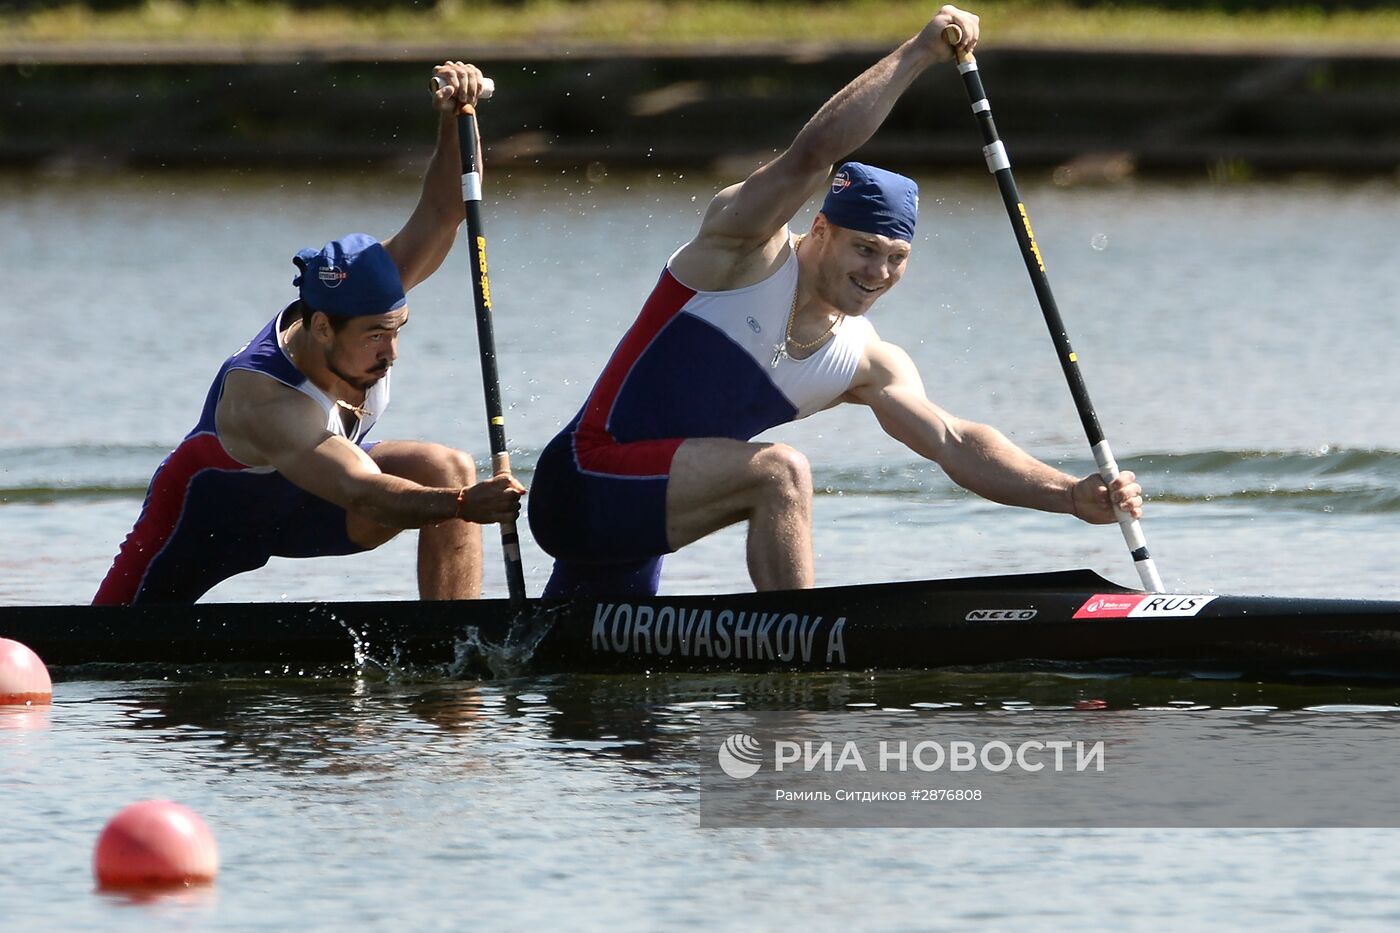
[0,638,52,705]
[94,801,219,889]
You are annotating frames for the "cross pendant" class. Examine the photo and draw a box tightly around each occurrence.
[770,342,787,369]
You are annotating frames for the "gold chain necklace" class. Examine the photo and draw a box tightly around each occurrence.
[770,234,843,369]
[336,398,374,420]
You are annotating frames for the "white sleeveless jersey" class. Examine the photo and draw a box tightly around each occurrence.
[678,242,875,420]
[568,239,875,453]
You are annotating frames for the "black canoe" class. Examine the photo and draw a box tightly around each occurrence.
[4,569,1400,682]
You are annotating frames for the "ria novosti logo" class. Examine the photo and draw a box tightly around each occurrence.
[717,735,1106,778]
[717,733,764,779]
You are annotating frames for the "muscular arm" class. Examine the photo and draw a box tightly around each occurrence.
[670,6,978,290]
[382,114,466,293]
[382,62,489,292]
[216,371,518,527]
[847,341,1146,524]
[850,342,1078,513]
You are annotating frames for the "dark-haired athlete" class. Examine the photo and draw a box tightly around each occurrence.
[96,61,525,605]
[529,7,1143,597]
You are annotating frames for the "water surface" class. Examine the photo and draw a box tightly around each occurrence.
[3,168,1399,928]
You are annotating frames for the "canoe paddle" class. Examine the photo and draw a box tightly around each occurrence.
[941,26,1165,593]
[433,73,528,605]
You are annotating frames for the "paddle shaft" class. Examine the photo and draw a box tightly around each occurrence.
[452,99,528,605]
[942,26,1164,593]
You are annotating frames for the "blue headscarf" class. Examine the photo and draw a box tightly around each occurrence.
[819,162,919,242]
[292,233,406,317]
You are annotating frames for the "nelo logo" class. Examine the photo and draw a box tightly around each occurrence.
[318,266,348,288]
[717,733,763,779]
[831,171,852,194]
[965,609,1038,621]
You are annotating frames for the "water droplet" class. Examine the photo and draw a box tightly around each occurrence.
[1091,233,1109,251]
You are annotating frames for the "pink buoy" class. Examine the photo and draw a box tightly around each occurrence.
[0,638,52,705]
[94,801,219,889]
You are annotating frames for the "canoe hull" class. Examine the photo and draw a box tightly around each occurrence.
[4,570,1400,681]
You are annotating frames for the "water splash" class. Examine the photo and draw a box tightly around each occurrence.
[316,605,407,678]
[453,604,563,679]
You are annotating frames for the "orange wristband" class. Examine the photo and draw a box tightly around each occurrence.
[454,486,468,520]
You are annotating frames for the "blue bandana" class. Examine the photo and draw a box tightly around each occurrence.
[292,233,406,317]
[819,162,919,243]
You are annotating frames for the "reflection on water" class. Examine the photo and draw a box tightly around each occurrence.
[0,704,52,732]
[9,673,1400,926]
[96,884,219,909]
[77,671,1400,778]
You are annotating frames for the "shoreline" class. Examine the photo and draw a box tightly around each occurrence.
[4,43,1400,175]
[6,37,1400,64]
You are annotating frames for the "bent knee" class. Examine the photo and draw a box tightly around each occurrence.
[756,444,812,498]
[429,445,477,487]
[374,442,477,487]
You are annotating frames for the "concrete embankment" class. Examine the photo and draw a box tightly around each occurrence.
[4,42,1400,175]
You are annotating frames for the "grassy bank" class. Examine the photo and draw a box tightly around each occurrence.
[5,0,1400,53]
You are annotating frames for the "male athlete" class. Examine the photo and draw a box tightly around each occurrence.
[528,7,1144,597]
[95,62,525,605]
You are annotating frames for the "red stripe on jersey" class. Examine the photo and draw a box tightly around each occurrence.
[573,270,695,478]
[92,433,246,605]
[573,435,685,479]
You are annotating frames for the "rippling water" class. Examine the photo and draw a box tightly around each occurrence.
[4,168,1398,604]
[9,674,1400,929]
[3,168,1400,928]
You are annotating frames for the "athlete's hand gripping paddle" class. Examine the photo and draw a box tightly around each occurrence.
[942,26,1165,593]
[431,75,495,99]
[438,72,528,606]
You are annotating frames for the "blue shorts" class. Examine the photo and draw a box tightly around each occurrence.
[541,556,664,599]
[95,435,370,604]
[528,425,676,598]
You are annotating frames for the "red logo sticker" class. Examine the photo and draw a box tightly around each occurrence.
[1073,594,1146,619]
[1074,594,1219,620]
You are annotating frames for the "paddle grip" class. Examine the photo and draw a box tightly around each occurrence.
[941,24,976,65]
[430,75,495,100]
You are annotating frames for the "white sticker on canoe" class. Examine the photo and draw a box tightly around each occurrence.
[1073,594,1218,619]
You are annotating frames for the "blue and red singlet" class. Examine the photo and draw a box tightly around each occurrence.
[528,241,873,598]
[93,306,390,605]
